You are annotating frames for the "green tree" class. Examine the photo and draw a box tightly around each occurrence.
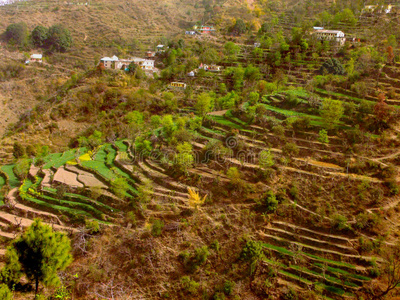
[174,142,194,174]
[230,19,246,36]
[4,219,72,296]
[195,92,214,119]
[320,58,346,75]
[320,98,344,129]
[318,129,329,143]
[13,159,30,180]
[259,150,274,168]
[0,284,12,300]
[111,177,129,199]
[47,24,72,52]
[31,25,49,47]
[4,22,29,47]
[224,42,240,61]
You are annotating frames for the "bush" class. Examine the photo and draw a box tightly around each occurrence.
[181,276,199,294]
[223,280,235,295]
[241,240,264,261]
[319,58,346,75]
[282,143,299,158]
[0,284,12,300]
[259,190,278,212]
[13,142,25,159]
[151,219,164,237]
[331,214,350,231]
[85,219,100,234]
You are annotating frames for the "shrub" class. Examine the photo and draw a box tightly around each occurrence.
[13,158,30,180]
[331,213,350,231]
[0,284,12,300]
[282,143,299,158]
[259,150,274,169]
[259,190,278,212]
[181,276,199,294]
[151,219,164,237]
[223,280,235,295]
[241,240,264,261]
[318,129,329,144]
[85,220,100,234]
[13,142,25,159]
[319,58,346,75]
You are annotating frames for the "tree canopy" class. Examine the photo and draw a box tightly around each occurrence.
[1,219,72,296]
[47,24,73,52]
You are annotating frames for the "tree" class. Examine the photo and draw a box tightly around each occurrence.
[174,142,194,174]
[387,46,395,65]
[31,25,49,47]
[4,22,29,47]
[47,24,72,52]
[365,244,400,299]
[259,150,274,168]
[320,98,344,129]
[3,219,72,296]
[230,19,246,36]
[224,42,240,60]
[195,92,214,119]
[110,177,129,199]
[320,58,346,75]
[13,159,30,180]
[12,142,25,159]
[0,284,12,300]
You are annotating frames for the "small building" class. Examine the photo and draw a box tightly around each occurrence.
[30,54,43,63]
[313,29,346,46]
[208,65,221,72]
[146,51,156,58]
[100,56,155,71]
[254,42,261,48]
[100,55,119,69]
[194,25,215,35]
[185,31,196,35]
[170,82,187,89]
[156,44,167,53]
[187,71,195,77]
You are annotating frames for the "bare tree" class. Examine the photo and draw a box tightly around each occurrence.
[365,244,400,299]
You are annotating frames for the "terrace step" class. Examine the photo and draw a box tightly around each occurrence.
[271,221,357,247]
[6,188,63,225]
[258,231,378,266]
[264,226,358,255]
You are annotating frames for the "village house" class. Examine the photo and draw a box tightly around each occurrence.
[100,56,155,71]
[313,28,346,46]
[185,31,196,35]
[193,25,215,35]
[199,63,221,72]
[29,54,43,63]
[146,51,156,58]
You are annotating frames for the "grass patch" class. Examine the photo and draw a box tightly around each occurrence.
[1,165,19,188]
[314,263,371,281]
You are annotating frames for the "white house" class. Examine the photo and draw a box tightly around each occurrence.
[30,54,43,63]
[101,55,155,71]
[142,60,154,70]
[313,29,346,46]
[100,56,119,68]
[185,31,196,35]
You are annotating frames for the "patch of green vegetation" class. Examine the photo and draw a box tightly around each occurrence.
[314,263,371,281]
[209,115,244,129]
[1,165,19,188]
[279,270,313,285]
[114,140,128,152]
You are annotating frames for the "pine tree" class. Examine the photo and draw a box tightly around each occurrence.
[4,219,72,297]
